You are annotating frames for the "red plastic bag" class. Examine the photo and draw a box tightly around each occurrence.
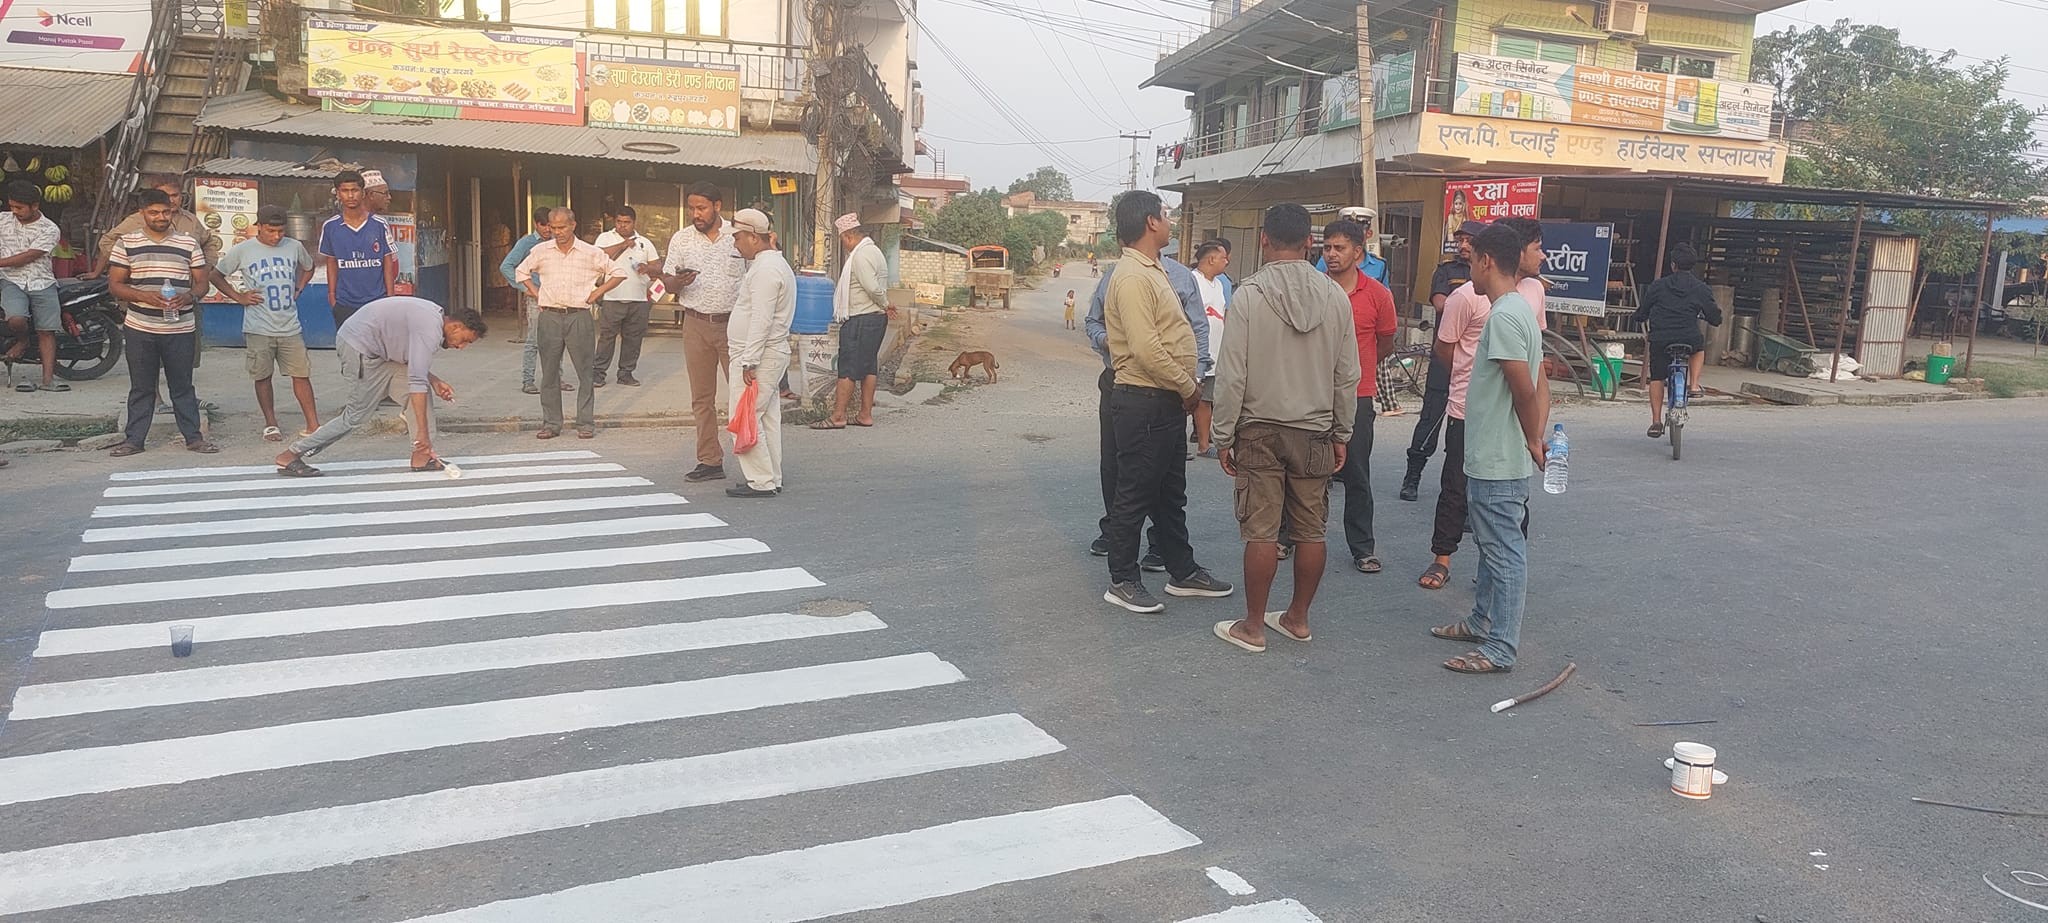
[727,379,760,453]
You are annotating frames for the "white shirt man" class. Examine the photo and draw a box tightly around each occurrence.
[662,185,748,481]
[592,208,662,387]
[725,207,796,498]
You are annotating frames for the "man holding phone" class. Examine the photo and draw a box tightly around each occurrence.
[661,181,745,482]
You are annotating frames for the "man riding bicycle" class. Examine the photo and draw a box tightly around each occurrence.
[1635,243,1722,439]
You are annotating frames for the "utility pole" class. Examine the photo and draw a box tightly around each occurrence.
[809,0,842,270]
[1355,2,1379,221]
[1120,130,1151,192]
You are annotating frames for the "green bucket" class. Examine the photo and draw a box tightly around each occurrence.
[1593,355,1625,393]
[1925,354,1956,384]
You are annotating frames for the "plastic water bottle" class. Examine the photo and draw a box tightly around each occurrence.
[1543,423,1569,494]
[159,280,179,323]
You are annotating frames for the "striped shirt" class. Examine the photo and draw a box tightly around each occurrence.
[110,230,205,335]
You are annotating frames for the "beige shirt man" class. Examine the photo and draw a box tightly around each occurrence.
[514,238,624,308]
[1104,247,1198,398]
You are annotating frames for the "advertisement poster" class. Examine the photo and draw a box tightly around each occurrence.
[1536,222,1614,317]
[1318,70,1360,132]
[1451,54,1774,142]
[193,178,258,302]
[1372,51,1415,121]
[385,213,418,295]
[586,55,742,137]
[0,0,152,73]
[305,16,576,122]
[1443,177,1541,244]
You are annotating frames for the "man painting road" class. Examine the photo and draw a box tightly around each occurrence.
[515,207,626,440]
[663,182,746,482]
[725,208,796,499]
[272,296,486,476]
[1210,203,1359,653]
[319,170,398,330]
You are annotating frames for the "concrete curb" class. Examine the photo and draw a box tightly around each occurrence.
[1738,382,1987,406]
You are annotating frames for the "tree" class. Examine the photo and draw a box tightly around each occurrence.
[1019,210,1070,253]
[1752,20,1949,121]
[926,189,1008,247]
[1007,166,1074,203]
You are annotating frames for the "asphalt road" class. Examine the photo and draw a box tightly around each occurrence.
[2,265,2044,922]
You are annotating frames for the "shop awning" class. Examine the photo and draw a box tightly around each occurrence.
[1492,13,1606,42]
[195,157,355,179]
[196,92,814,172]
[0,67,137,149]
[1639,29,1742,56]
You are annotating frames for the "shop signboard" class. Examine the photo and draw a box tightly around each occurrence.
[1536,222,1613,317]
[586,55,743,137]
[386,213,418,295]
[1451,54,1774,142]
[1372,51,1415,121]
[1319,70,1360,132]
[1419,113,1786,182]
[0,0,154,73]
[1443,176,1540,245]
[305,16,576,123]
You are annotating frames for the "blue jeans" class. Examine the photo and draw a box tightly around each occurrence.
[1463,475,1532,667]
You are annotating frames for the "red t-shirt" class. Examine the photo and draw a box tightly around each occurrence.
[1341,270,1400,396]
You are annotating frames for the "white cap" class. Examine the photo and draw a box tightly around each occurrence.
[834,212,863,233]
[359,169,388,190]
[1338,205,1376,222]
[732,208,773,234]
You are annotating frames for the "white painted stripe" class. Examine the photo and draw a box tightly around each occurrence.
[69,513,728,572]
[102,463,624,498]
[1204,867,1257,896]
[10,611,884,719]
[32,568,822,657]
[0,715,1063,917]
[401,795,1198,923]
[91,476,654,518]
[0,653,964,807]
[1175,900,1327,922]
[107,451,602,482]
[80,494,690,543]
[45,538,768,609]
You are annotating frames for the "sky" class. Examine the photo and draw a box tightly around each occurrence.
[910,0,2048,204]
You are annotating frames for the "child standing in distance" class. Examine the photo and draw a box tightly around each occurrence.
[1064,290,1077,329]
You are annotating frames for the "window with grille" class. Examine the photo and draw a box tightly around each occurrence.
[1493,34,1586,65]
[595,0,728,37]
[1635,52,1716,77]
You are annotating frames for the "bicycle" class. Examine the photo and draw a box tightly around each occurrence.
[1663,342,1693,461]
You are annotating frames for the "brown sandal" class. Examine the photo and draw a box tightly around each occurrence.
[1418,562,1450,590]
[1430,622,1483,643]
[1444,651,1511,674]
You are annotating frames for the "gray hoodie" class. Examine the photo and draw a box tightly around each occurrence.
[1211,259,1361,449]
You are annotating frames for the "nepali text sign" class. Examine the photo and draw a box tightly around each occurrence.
[586,55,742,137]
[1535,222,1613,317]
[306,17,576,122]
[1451,53,1774,142]
[1420,113,1787,182]
[0,0,153,73]
[1373,51,1414,121]
[1444,176,1540,245]
[1319,70,1360,132]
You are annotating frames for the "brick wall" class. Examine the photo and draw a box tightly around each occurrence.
[900,251,967,287]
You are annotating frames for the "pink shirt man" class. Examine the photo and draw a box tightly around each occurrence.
[1438,277,1547,420]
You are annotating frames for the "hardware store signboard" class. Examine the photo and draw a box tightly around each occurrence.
[1452,53,1774,142]
[586,55,742,137]
[305,17,576,122]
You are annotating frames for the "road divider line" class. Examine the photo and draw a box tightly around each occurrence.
[78,494,690,543]
[46,539,770,609]
[398,795,1198,923]
[0,715,1063,917]
[106,451,603,482]
[31,567,824,657]
[1175,900,1327,922]
[0,653,966,807]
[9,611,885,719]
[69,513,728,572]
[101,463,625,498]
[91,476,656,518]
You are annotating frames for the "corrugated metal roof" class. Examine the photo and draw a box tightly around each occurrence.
[197,92,814,172]
[195,157,357,179]
[0,67,137,149]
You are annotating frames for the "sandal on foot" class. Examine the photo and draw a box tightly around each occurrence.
[1418,562,1450,590]
[1444,651,1511,674]
[1213,620,1266,653]
[38,381,69,392]
[262,426,283,442]
[1277,544,1294,561]
[13,381,34,393]
[1430,622,1484,643]
[809,420,847,430]
[185,440,220,454]
[411,457,447,472]
[1356,556,1383,574]
[1647,424,1665,439]
[1262,611,1310,642]
[536,428,561,440]
[276,458,323,477]
[108,442,143,457]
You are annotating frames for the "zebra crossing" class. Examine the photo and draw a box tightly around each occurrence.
[0,450,1326,922]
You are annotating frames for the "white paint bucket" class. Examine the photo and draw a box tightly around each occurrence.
[1670,741,1717,799]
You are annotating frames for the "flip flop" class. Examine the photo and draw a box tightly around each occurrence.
[1213,620,1265,653]
[13,381,33,393]
[37,381,69,392]
[850,420,874,427]
[1418,562,1450,590]
[262,426,283,442]
[275,458,323,477]
[1262,611,1310,642]
[809,420,847,430]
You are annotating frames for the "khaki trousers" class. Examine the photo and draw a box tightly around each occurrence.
[683,311,731,466]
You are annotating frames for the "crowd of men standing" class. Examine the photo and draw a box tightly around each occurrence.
[1088,191,1553,673]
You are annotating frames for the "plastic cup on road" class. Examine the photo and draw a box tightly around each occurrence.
[170,624,194,658]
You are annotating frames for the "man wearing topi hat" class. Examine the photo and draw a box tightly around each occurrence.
[813,212,890,429]
[725,208,796,497]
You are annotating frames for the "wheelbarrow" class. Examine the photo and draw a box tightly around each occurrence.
[1754,330,1821,377]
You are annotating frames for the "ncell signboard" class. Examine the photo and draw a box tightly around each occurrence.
[0,0,153,73]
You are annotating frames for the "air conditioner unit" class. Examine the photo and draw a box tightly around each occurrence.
[1601,1,1649,36]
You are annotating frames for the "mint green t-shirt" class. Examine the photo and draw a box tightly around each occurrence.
[1465,291,1542,481]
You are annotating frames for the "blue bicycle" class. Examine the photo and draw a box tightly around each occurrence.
[1662,342,1693,461]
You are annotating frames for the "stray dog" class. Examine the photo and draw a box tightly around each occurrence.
[948,350,999,383]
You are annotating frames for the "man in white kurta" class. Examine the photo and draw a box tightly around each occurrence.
[724,208,796,498]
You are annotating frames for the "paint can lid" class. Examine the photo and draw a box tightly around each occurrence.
[1673,741,1717,764]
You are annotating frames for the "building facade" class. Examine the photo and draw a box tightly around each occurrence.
[1148,0,1797,304]
[1000,190,1110,248]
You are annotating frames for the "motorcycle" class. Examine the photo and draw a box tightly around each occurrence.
[0,278,126,385]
